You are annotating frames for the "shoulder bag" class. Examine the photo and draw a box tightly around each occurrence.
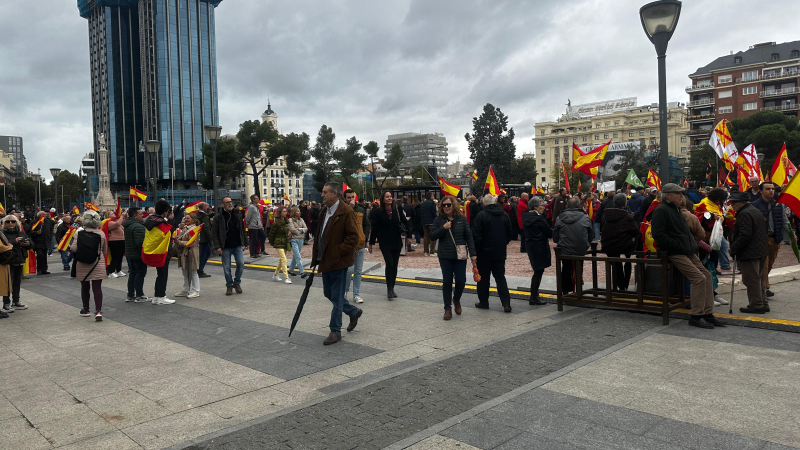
[449,222,468,260]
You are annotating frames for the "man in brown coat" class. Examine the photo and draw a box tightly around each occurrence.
[550,188,569,225]
[312,182,362,345]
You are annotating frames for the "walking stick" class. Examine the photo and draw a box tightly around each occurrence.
[728,256,736,315]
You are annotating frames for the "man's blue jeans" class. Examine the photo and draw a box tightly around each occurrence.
[198,242,212,274]
[718,238,731,270]
[593,222,601,241]
[221,246,244,287]
[322,268,359,334]
[289,239,305,274]
[60,250,73,269]
[345,247,367,297]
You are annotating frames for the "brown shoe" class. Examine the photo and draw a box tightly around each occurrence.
[226,286,233,296]
[453,301,462,315]
[346,309,362,332]
[233,284,242,294]
[443,309,452,320]
[323,332,341,345]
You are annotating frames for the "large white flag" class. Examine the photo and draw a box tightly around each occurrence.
[709,120,737,160]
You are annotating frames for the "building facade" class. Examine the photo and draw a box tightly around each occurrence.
[0,136,25,179]
[385,132,448,176]
[534,98,689,187]
[78,0,222,191]
[0,151,15,188]
[686,41,800,147]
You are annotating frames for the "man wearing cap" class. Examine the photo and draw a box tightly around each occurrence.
[651,183,725,329]
[728,191,770,313]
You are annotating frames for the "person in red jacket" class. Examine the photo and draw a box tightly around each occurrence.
[517,193,529,252]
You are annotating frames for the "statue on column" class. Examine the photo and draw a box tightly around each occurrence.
[93,132,117,212]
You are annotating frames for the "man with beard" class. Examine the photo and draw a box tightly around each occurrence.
[212,197,249,296]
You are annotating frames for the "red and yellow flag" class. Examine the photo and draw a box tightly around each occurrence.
[57,227,76,252]
[470,171,478,181]
[23,250,36,275]
[771,143,797,186]
[130,187,148,201]
[562,162,571,195]
[115,197,122,218]
[777,169,800,217]
[537,186,545,194]
[31,216,45,231]
[184,200,202,214]
[484,167,500,196]
[439,177,461,197]
[185,224,203,246]
[342,182,359,201]
[100,218,113,265]
[646,169,662,191]
[737,167,750,192]
[84,201,100,212]
[142,222,172,267]
[571,141,609,179]
[283,194,292,204]
[72,205,80,215]
[640,221,657,253]
[0,202,4,215]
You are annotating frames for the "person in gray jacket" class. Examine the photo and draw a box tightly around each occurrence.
[245,194,264,258]
[553,198,593,294]
[430,196,477,320]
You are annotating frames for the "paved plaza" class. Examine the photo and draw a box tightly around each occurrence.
[1,254,799,449]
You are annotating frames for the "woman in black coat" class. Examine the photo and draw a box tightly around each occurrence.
[368,190,411,299]
[430,196,477,320]
[523,197,552,305]
[600,194,640,291]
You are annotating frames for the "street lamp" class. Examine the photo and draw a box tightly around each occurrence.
[204,125,223,212]
[145,140,161,204]
[640,0,681,183]
[398,168,406,186]
[50,168,61,213]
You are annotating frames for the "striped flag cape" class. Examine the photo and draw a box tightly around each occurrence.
[100,218,113,265]
[57,227,77,251]
[142,219,172,267]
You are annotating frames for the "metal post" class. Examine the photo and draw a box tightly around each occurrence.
[657,53,670,182]
[61,185,64,213]
[212,138,219,213]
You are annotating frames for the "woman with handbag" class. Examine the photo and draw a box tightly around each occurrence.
[430,196,477,320]
[269,206,292,284]
[70,211,108,321]
[173,213,201,298]
[1,215,32,315]
[103,210,127,277]
[369,190,412,299]
[0,216,20,318]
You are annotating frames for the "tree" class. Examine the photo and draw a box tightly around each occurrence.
[549,162,582,194]
[612,142,650,188]
[380,144,405,188]
[269,132,311,178]
[200,138,246,190]
[410,164,428,183]
[47,171,86,212]
[465,103,516,183]
[506,157,538,184]
[310,125,338,193]
[686,144,718,186]
[16,178,36,209]
[729,110,800,174]
[333,136,367,188]
[236,119,280,197]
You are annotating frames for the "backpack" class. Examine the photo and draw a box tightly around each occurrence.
[75,231,102,264]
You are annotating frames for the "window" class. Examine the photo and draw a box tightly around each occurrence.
[650,138,656,145]
[540,149,545,155]
[614,121,619,126]
[743,102,757,111]
[539,141,545,146]
[582,136,587,142]
[718,105,733,114]
[573,138,577,143]
[771,53,780,61]
[681,147,688,153]
[541,130,545,135]
[605,123,610,128]
[734,56,742,64]
[793,50,800,58]
[613,133,619,138]
[595,124,600,128]
[629,132,634,137]
[541,168,546,174]
[743,86,757,95]
[639,130,645,136]
[555,139,559,144]
[604,134,609,139]
[742,70,758,81]
[718,90,732,98]
[541,176,546,182]
[681,136,687,142]
[594,134,599,140]
[650,129,656,135]
[718,74,732,83]
[541,159,546,165]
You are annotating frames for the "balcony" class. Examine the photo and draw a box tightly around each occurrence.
[736,70,800,84]
[686,83,714,93]
[687,98,715,107]
[687,113,715,122]
[761,103,800,112]
[760,87,800,98]
[687,128,713,137]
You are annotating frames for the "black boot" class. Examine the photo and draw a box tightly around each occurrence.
[688,315,713,329]
[529,295,547,306]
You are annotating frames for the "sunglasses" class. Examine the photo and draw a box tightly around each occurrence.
[5,221,16,224]
[442,204,453,207]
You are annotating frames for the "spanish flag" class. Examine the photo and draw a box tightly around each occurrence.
[737,167,751,192]
[640,221,657,253]
[141,221,172,267]
[537,186,545,194]
[100,218,113,265]
[185,224,203,246]
[342,182,359,201]
[562,162,571,195]
[283,194,292,204]
[115,197,122,218]
[72,205,80,215]
[646,169,662,191]
[184,200,202,214]
[259,199,272,206]
[23,250,36,275]
[84,201,100,212]
[470,171,478,181]
[484,167,501,196]
[777,167,800,217]
[31,216,45,231]
[771,143,797,186]
[57,227,76,252]
[439,177,461,197]
[0,202,4,215]
[572,141,609,179]
[130,187,148,201]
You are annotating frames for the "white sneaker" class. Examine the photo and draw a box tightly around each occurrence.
[187,291,200,298]
[284,278,292,284]
[423,252,429,257]
[354,296,364,304]
[109,272,118,278]
[714,295,729,305]
[272,274,283,282]
[116,271,127,277]
[154,297,175,305]
[174,291,189,297]
[714,300,721,306]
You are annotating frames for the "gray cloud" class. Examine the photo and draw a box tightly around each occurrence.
[2,0,799,182]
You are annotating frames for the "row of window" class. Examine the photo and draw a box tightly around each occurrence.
[543,131,689,147]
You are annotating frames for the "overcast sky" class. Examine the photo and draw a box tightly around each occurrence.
[2,0,800,182]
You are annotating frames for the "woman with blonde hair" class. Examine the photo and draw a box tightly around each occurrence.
[268,206,292,283]
[173,213,201,298]
[287,207,307,278]
[103,210,127,278]
[70,210,107,321]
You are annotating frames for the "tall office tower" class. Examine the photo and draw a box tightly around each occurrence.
[78,0,222,191]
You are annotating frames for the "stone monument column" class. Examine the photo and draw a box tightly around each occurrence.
[93,133,118,212]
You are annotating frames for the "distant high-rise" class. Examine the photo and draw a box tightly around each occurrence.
[0,136,26,179]
[384,132,448,178]
[78,0,222,190]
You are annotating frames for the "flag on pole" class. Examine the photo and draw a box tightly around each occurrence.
[709,119,737,160]
[185,224,203,246]
[115,197,122,218]
[130,187,148,201]
[718,166,729,187]
[571,142,609,179]
[470,171,478,181]
[57,227,76,252]
[577,178,582,192]
[706,161,713,185]
[84,201,100,212]
[625,169,644,188]
[771,143,797,186]
[342,182,359,201]
[735,143,763,180]
[72,205,80,215]
[283,193,292,204]
[777,169,800,217]
[737,167,750,191]
[646,169,662,191]
[683,179,689,189]
[439,177,461,197]
[258,199,272,206]
[562,162,570,195]
[536,186,545,194]
[484,167,500,195]
[184,200,202,214]
[31,216,45,231]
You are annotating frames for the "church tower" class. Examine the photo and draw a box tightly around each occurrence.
[261,102,278,128]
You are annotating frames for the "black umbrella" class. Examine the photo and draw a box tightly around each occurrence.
[288,267,316,337]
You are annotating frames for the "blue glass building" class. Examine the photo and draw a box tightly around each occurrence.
[78,0,222,190]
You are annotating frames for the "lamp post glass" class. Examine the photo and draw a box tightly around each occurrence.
[640,1,680,39]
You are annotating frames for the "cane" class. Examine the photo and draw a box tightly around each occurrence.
[728,256,736,315]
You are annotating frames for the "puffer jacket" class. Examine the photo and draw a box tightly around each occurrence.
[729,203,769,261]
[553,207,592,256]
[269,217,290,250]
[419,199,437,226]
[471,204,512,261]
[1,226,31,265]
[430,214,476,260]
[601,208,639,255]
[123,217,147,261]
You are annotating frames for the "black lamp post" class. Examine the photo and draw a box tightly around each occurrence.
[145,140,161,203]
[640,0,681,183]
[50,168,61,212]
[203,125,223,212]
